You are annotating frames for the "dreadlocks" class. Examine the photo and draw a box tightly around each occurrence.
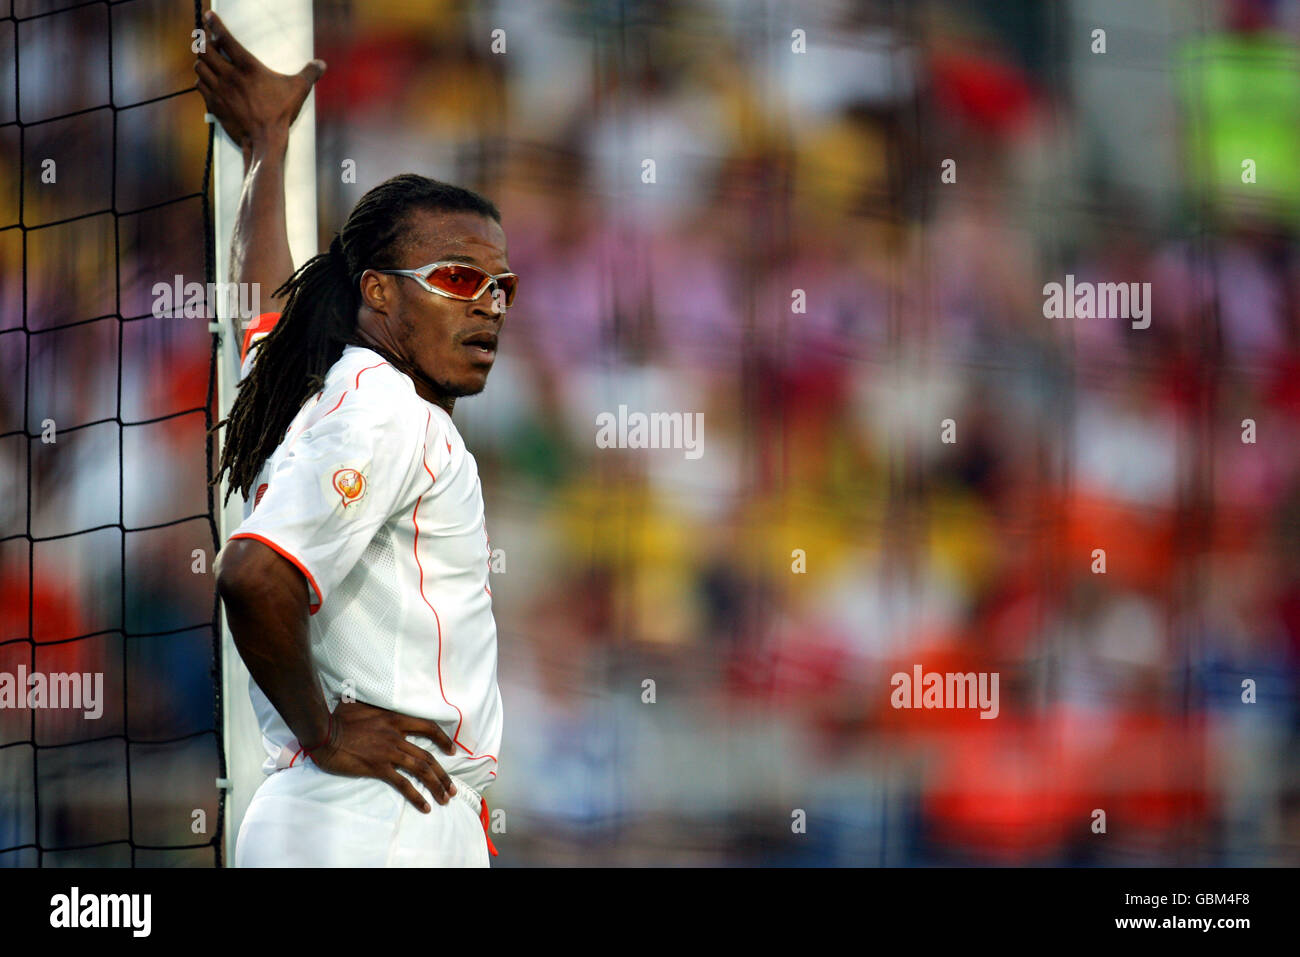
[209,173,500,506]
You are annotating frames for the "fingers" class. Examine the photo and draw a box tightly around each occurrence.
[298,59,327,86]
[203,10,259,70]
[382,768,432,814]
[309,703,461,815]
[409,718,457,756]
[192,74,238,139]
[193,58,220,90]
[194,74,218,114]
[196,35,233,77]
[396,740,457,805]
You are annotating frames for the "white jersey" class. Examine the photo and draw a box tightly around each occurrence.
[227,338,502,794]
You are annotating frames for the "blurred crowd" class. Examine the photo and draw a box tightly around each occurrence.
[2,0,1299,865]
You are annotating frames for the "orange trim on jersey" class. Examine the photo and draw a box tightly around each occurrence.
[322,391,348,417]
[355,360,389,388]
[239,312,282,364]
[310,360,387,423]
[480,796,499,857]
[228,531,323,615]
[411,408,499,771]
[412,492,463,726]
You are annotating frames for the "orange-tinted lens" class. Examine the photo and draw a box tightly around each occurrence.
[493,274,519,307]
[425,263,487,298]
[425,264,517,307]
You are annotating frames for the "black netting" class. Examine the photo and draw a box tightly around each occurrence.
[0,0,224,867]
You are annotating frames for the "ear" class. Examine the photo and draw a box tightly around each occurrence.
[358,269,393,314]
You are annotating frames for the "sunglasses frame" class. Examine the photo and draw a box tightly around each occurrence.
[375,261,519,309]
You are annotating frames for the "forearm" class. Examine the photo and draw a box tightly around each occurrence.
[230,127,296,314]
[219,567,331,750]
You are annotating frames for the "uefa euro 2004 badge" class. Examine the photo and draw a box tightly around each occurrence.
[326,464,369,513]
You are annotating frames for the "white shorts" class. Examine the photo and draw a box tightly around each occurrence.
[235,759,493,868]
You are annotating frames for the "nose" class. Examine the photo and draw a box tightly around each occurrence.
[469,282,507,320]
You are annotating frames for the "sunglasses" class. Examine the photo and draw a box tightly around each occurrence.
[375,261,519,309]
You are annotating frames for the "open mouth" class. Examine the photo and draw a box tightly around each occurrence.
[462,332,498,357]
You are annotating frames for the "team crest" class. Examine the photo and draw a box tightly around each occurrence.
[329,466,368,509]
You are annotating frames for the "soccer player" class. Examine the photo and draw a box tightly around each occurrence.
[198,11,512,867]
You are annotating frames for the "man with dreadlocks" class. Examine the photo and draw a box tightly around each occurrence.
[198,12,511,867]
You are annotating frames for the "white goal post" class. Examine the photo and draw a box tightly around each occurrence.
[208,0,318,866]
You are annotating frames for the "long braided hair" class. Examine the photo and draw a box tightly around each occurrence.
[210,173,500,506]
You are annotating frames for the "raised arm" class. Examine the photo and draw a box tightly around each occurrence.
[193,9,325,312]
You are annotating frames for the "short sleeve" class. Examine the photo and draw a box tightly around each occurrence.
[240,312,281,377]
[228,386,424,614]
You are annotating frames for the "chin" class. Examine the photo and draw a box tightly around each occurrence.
[443,375,490,398]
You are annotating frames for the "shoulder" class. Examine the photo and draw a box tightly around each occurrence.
[326,346,416,400]
[304,348,456,473]
[300,348,426,444]
[324,348,420,413]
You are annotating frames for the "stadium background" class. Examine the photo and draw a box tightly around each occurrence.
[2,0,1299,866]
